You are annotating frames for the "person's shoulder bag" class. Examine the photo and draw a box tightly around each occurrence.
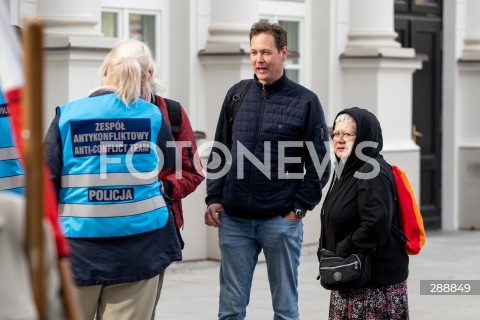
[317,248,372,290]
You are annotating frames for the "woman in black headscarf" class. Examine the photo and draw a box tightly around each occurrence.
[320,107,409,319]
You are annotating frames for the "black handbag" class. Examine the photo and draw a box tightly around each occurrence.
[317,248,371,290]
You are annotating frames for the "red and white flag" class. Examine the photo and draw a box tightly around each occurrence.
[0,3,23,116]
[0,3,69,257]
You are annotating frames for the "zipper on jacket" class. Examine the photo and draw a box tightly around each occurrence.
[247,85,267,216]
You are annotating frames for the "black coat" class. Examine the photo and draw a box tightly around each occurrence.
[320,107,408,287]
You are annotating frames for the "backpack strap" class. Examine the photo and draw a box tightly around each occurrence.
[229,79,253,123]
[389,165,413,244]
[164,98,182,136]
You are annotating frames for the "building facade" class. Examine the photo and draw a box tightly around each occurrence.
[6,0,480,261]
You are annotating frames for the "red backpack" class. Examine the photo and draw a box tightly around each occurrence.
[391,165,426,255]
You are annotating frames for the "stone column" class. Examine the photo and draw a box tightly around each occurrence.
[205,0,258,52]
[37,0,101,37]
[461,0,480,60]
[458,0,480,229]
[345,0,413,57]
[200,0,259,260]
[200,0,259,142]
[341,0,422,196]
[36,0,115,135]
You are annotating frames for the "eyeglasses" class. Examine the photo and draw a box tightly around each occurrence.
[330,132,356,141]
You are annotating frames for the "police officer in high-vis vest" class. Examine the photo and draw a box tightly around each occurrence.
[0,88,24,194]
[44,39,182,320]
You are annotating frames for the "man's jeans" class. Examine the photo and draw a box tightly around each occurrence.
[218,213,303,320]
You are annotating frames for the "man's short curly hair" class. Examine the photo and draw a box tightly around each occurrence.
[249,20,287,53]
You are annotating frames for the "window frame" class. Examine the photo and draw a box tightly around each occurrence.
[101,6,164,80]
[260,15,304,84]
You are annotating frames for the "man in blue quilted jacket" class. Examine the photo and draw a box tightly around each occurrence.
[205,20,331,320]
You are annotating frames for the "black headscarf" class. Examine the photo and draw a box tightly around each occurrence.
[332,107,383,175]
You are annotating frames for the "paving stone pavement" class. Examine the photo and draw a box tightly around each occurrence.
[155,230,480,320]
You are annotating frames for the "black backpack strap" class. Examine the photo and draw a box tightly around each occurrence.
[164,98,182,136]
[229,79,253,123]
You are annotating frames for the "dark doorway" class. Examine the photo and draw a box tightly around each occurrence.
[394,0,443,229]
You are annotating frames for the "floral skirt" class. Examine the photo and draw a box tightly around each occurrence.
[329,280,409,320]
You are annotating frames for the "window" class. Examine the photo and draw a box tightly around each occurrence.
[101,9,159,60]
[100,0,167,89]
[260,17,302,83]
[279,20,300,83]
[129,14,156,56]
[102,11,118,38]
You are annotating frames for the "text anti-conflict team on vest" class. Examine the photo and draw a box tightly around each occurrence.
[0,20,411,320]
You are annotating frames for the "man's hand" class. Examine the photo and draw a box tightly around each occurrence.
[205,203,224,227]
[282,211,302,221]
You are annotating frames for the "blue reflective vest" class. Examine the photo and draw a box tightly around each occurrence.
[57,93,168,238]
[0,88,25,194]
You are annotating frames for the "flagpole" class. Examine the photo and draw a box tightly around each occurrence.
[22,17,84,320]
[22,17,46,320]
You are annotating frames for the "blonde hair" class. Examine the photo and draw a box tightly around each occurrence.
[100,39,154,107]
